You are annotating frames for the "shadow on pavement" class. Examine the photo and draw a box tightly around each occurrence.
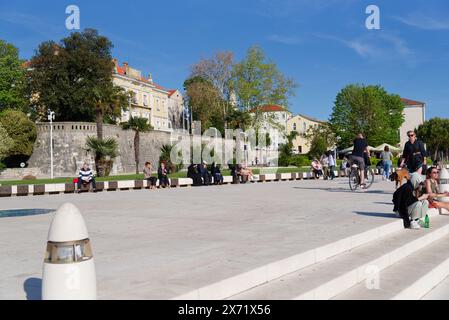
[24,278,42,300]
[293,186,391,195]
[354,211,398,219]
[0,209,55,218]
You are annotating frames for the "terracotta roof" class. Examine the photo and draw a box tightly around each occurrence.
[168,89,177,97]
[249,105,288,113]
[401,98,425,106]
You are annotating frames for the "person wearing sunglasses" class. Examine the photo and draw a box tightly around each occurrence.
[425,167,449,202]
[400,130,427,174]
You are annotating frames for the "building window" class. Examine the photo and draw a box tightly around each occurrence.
[143,94,148,106]
[298,146,302,154]
[293,123,297,131]
[303,122,307,133]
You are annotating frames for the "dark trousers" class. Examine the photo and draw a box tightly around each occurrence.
[213,173,224,185]
[77,178,96,190]
[329,166,335,179]
[147,177,157,186]
[159,176,170,187]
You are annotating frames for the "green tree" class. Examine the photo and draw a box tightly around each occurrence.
[85,136,119,177]
[329,84,404,148]
[226,108,251,130]
[0,109,37,167]
[278,131,298,166]
[305,124,336,159]
[0,40,28,112]
[416,118,449,161]
[0,122,14,160]
[184,76,225,133]
[232,46,297,112]
[29,29,128,138]
[121,116,153,174]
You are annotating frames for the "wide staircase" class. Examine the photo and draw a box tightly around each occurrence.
[174,209,449,300]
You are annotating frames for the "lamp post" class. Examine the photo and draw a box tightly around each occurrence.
[48,109,55,179]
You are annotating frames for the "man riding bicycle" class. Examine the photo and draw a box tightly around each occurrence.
[349,133,370,189]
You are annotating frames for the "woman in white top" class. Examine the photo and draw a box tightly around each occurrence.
[327,151,336,180]
[380,146,393,180]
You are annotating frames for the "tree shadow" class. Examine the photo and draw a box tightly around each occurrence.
[354,211,398,219]
[24,278,42,300]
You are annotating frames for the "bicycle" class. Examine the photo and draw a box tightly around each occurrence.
[348,161,375,191]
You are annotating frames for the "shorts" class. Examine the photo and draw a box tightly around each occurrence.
[349,155,365,170]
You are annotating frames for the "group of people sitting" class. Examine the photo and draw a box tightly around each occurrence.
[394,166,449,229]
[143,161,170,189]
[311,150,336,180]
[187,161,224,186]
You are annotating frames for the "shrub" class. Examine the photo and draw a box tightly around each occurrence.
[0,109,37,167]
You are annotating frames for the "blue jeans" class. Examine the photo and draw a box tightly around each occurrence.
[383,161,391,179]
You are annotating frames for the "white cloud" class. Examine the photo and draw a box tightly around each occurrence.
[267,34,302,45]
[394,13,449,30]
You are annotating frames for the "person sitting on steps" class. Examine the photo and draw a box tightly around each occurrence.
[77,162,96,193]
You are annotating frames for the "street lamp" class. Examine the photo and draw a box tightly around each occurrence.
[48,109,55,179]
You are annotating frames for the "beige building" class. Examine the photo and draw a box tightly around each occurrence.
[399,98,426,148]
[287,114,326,155]
[112,59,184,132]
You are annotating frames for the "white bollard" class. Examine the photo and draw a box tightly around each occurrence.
[42,203,97,300]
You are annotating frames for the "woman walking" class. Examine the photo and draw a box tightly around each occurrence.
[380,146,393,180]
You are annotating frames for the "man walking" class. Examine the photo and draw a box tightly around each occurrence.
[400,130,427,174]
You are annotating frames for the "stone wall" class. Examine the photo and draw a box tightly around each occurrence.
[25,122,172,177]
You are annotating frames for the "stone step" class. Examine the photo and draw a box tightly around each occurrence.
[228,214,449,300]
[173,209,443,300]
[421,276,449,300]
[333,232,449,300]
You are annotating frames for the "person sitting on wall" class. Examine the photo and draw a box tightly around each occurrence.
[158,161,170,188]
[425,166,449,204]
[143,162,157,190]
[76,162,96,193]
[210,162,224,185]
[311,159,323,179]
[188,163,203,186]
[198,161,212,185]
[239,162,254,182]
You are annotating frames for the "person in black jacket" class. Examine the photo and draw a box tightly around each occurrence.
[400,130,427,174]
[210,162,224,185]
[157,162,170,188]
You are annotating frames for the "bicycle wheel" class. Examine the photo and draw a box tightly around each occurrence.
[349,169,360,191]
[365,168,375,189]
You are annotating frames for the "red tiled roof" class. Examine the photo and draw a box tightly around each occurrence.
[249,105,288,113]
[168,89,177,97]
[401,98,425,106]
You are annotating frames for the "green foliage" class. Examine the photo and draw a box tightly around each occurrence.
[416,118,449,161]
[329,84,404,148]
[85,136,119,177]
[0,121,14,159]
[304,124,336,159]
[278,131,299,166]
[28,29,127,124]
[290,154,312,167]
[0,109,37,166]
[232,46,297,111]
[0,40,28,112]
[226,108,251,130]
[159,144,182,173]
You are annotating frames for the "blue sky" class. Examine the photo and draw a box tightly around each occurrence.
[1,0,448,120]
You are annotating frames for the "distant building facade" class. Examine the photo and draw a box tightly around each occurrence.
[399,98,426,148]
[287,114,326,155]
[112,59,184,132]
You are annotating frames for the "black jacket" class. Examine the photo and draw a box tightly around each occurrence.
[392,181,418,228]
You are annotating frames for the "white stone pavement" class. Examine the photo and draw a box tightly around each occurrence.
[0,178,404,300]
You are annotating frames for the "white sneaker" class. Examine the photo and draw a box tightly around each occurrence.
[410,220,421,229]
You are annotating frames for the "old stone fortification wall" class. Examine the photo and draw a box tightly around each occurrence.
[23,122,172,177]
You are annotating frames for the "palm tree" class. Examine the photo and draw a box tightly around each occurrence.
[92,85,129,140]
[85,136,119,177]
[226,109,251,130]
[121,116,153,174]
